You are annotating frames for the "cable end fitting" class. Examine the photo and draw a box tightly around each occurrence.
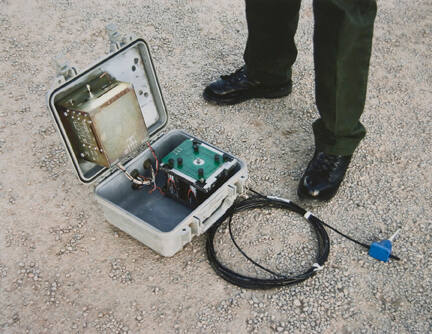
[368,230,400,262]
[312,263,324,272]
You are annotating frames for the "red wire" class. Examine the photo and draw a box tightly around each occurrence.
[167,178,176,189]
[144,142,164,195]
[187,189,196,199]
[138,175,151,182]
[149,186,165,195]
[146,142,159,175]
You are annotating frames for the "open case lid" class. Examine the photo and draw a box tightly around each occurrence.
[46,30,168,184]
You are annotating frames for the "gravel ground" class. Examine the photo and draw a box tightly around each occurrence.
[1,0,431,333]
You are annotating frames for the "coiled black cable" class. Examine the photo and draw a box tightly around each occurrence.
[206,189,399,289]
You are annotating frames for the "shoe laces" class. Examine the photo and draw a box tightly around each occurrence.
[311,152,341,175]
[220,67,247,83]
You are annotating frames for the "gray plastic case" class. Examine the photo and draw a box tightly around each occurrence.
[47,33,248,256]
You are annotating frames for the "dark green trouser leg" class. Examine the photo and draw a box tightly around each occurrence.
[244,0,301,86]
[313,0,377,156]
[243,0,377,156]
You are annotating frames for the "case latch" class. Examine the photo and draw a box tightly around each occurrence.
[106,23,135,53]
[54,54,77,84]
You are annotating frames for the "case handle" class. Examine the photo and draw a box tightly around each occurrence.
[199,186,237,233]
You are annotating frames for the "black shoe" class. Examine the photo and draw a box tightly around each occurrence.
[203,66,292,105]
[297,151,352,201]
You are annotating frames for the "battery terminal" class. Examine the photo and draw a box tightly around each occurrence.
[86,84,94,98]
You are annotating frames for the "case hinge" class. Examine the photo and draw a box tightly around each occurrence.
[106,23,135,53]
[53,54,78,85]
[149,131,165,145]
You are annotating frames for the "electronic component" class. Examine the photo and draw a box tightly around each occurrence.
[160,139,238,208]
[56,73,148,167]
[368,229,400,262]
[48,35,249,257]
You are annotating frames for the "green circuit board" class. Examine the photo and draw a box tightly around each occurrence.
[161,139,223,181]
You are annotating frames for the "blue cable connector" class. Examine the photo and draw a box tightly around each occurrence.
[368,229,400,262]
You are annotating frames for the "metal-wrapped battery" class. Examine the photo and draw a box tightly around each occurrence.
[57,74,148,167]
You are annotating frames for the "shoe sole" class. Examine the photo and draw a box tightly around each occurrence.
[297,178,344,202]
[297,187,336,202]
[203,85,292,106]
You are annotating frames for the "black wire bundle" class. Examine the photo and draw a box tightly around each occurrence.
[206,192,330,289]
[206,189,400,290]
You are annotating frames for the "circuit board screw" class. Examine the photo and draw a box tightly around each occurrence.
[177,157,183,166]
[193,141,199,153]
[198,168,204,178]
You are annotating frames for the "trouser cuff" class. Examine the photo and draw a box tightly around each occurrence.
[245,64,292,87]
[312,119,366,156]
